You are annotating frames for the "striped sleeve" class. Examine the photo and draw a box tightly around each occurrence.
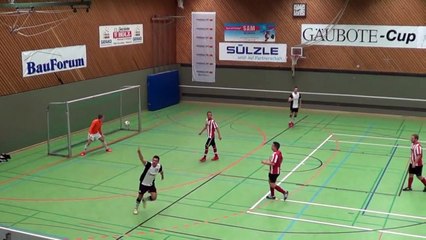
[213,120,218,129]
[415,144,422,156]
[271,153,278,165]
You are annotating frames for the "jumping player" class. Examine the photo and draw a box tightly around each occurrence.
[134,147,164,215]
[198,111,222,162]
[288,86,301,128]
[261,141,289,200]
[80,114,111,156]
[403,134,426,192]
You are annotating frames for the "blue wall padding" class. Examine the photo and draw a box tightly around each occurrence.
[147,70,180,111]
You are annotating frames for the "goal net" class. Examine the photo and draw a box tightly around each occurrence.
[47,85,141,157]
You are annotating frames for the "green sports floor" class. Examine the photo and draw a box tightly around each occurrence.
[1,102,426,240]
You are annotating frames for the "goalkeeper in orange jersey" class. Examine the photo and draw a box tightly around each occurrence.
[80,114,112,156]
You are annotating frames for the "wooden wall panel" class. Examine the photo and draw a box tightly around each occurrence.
[0,0,177,96]
[176,0,426,74]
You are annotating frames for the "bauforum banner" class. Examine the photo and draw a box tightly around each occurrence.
[219,42,287,63]
[192,12,216,83]
[301,24,426,49]
[22,45,87,77]
[99,24,143,48]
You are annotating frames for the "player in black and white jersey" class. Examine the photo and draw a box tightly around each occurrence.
[133,147,164,215]
[288,86,301,128]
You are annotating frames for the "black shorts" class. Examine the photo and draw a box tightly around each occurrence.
[268,173,279,183]
[408,165,423,177]
[205,138,216,147]
[290,107,299,113]
[139,183,157,194]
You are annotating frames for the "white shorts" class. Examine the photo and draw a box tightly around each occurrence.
[88,132,102,141]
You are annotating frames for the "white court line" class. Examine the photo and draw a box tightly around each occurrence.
[333,133,410,142]
[248,134,333,210]
[285,199,426,221]
[0,226,62,240]
[381,231,426,239]
[247,210,371,231]
[328,140,411,149]
[247,211,426,239]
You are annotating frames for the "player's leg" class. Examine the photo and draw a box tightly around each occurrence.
[403,166,415,191]
[289,108,295,127]
[211,138,219,160]
[270,174,289,200]
[293,108,299,120]
[147,192,157,201]
[99,135,112,152]
[266,174,277,199]
[80,135,93,156]
[414,166,426,191]
[134,184,148,214]
[142,186,158,207]
[200,138,212,162]
[290,109,298,127]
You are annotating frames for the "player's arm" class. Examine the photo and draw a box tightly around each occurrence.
[288,94,293,102]
[160,166,164,180]
[216,125,222,140]
[262,154,277,166]
[98,121,104,136]
[299,95,302,108]
[137,148,147,166]
[199,123,207,135]
[415,156,421,166]
[413,145,422,166]
[261,159,272,165]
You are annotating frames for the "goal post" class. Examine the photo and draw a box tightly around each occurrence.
[47,85,141,157]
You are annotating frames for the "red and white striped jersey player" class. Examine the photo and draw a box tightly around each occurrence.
[198,111,222,162]
[403,134,426,192]
[261,141,289,200]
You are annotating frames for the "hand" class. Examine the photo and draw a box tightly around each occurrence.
[198,132,202,135]
[137,147,141,153]
[161,175,164,180]
[219,136,222,140]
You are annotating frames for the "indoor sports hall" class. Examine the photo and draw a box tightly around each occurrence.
[0,1,425,240]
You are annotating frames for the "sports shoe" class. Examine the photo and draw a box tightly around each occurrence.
[290,122,294,128]
[142,198,147,208]
[266,195,276,200]
[200,156,206,162]
[288,122,292,128]
[211,155,219,161]
[402,187,412,191]
[106,148,112,152]
[133,208,138,215]
[80,151,86,156]
[284,191,289,201]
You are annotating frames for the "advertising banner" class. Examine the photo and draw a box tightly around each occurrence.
[22,45,87,77]
[99,24,143,48]
[219,42,287,63]
[225,23,276,42]
[192,12,216,82]
[301,24,426,49]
